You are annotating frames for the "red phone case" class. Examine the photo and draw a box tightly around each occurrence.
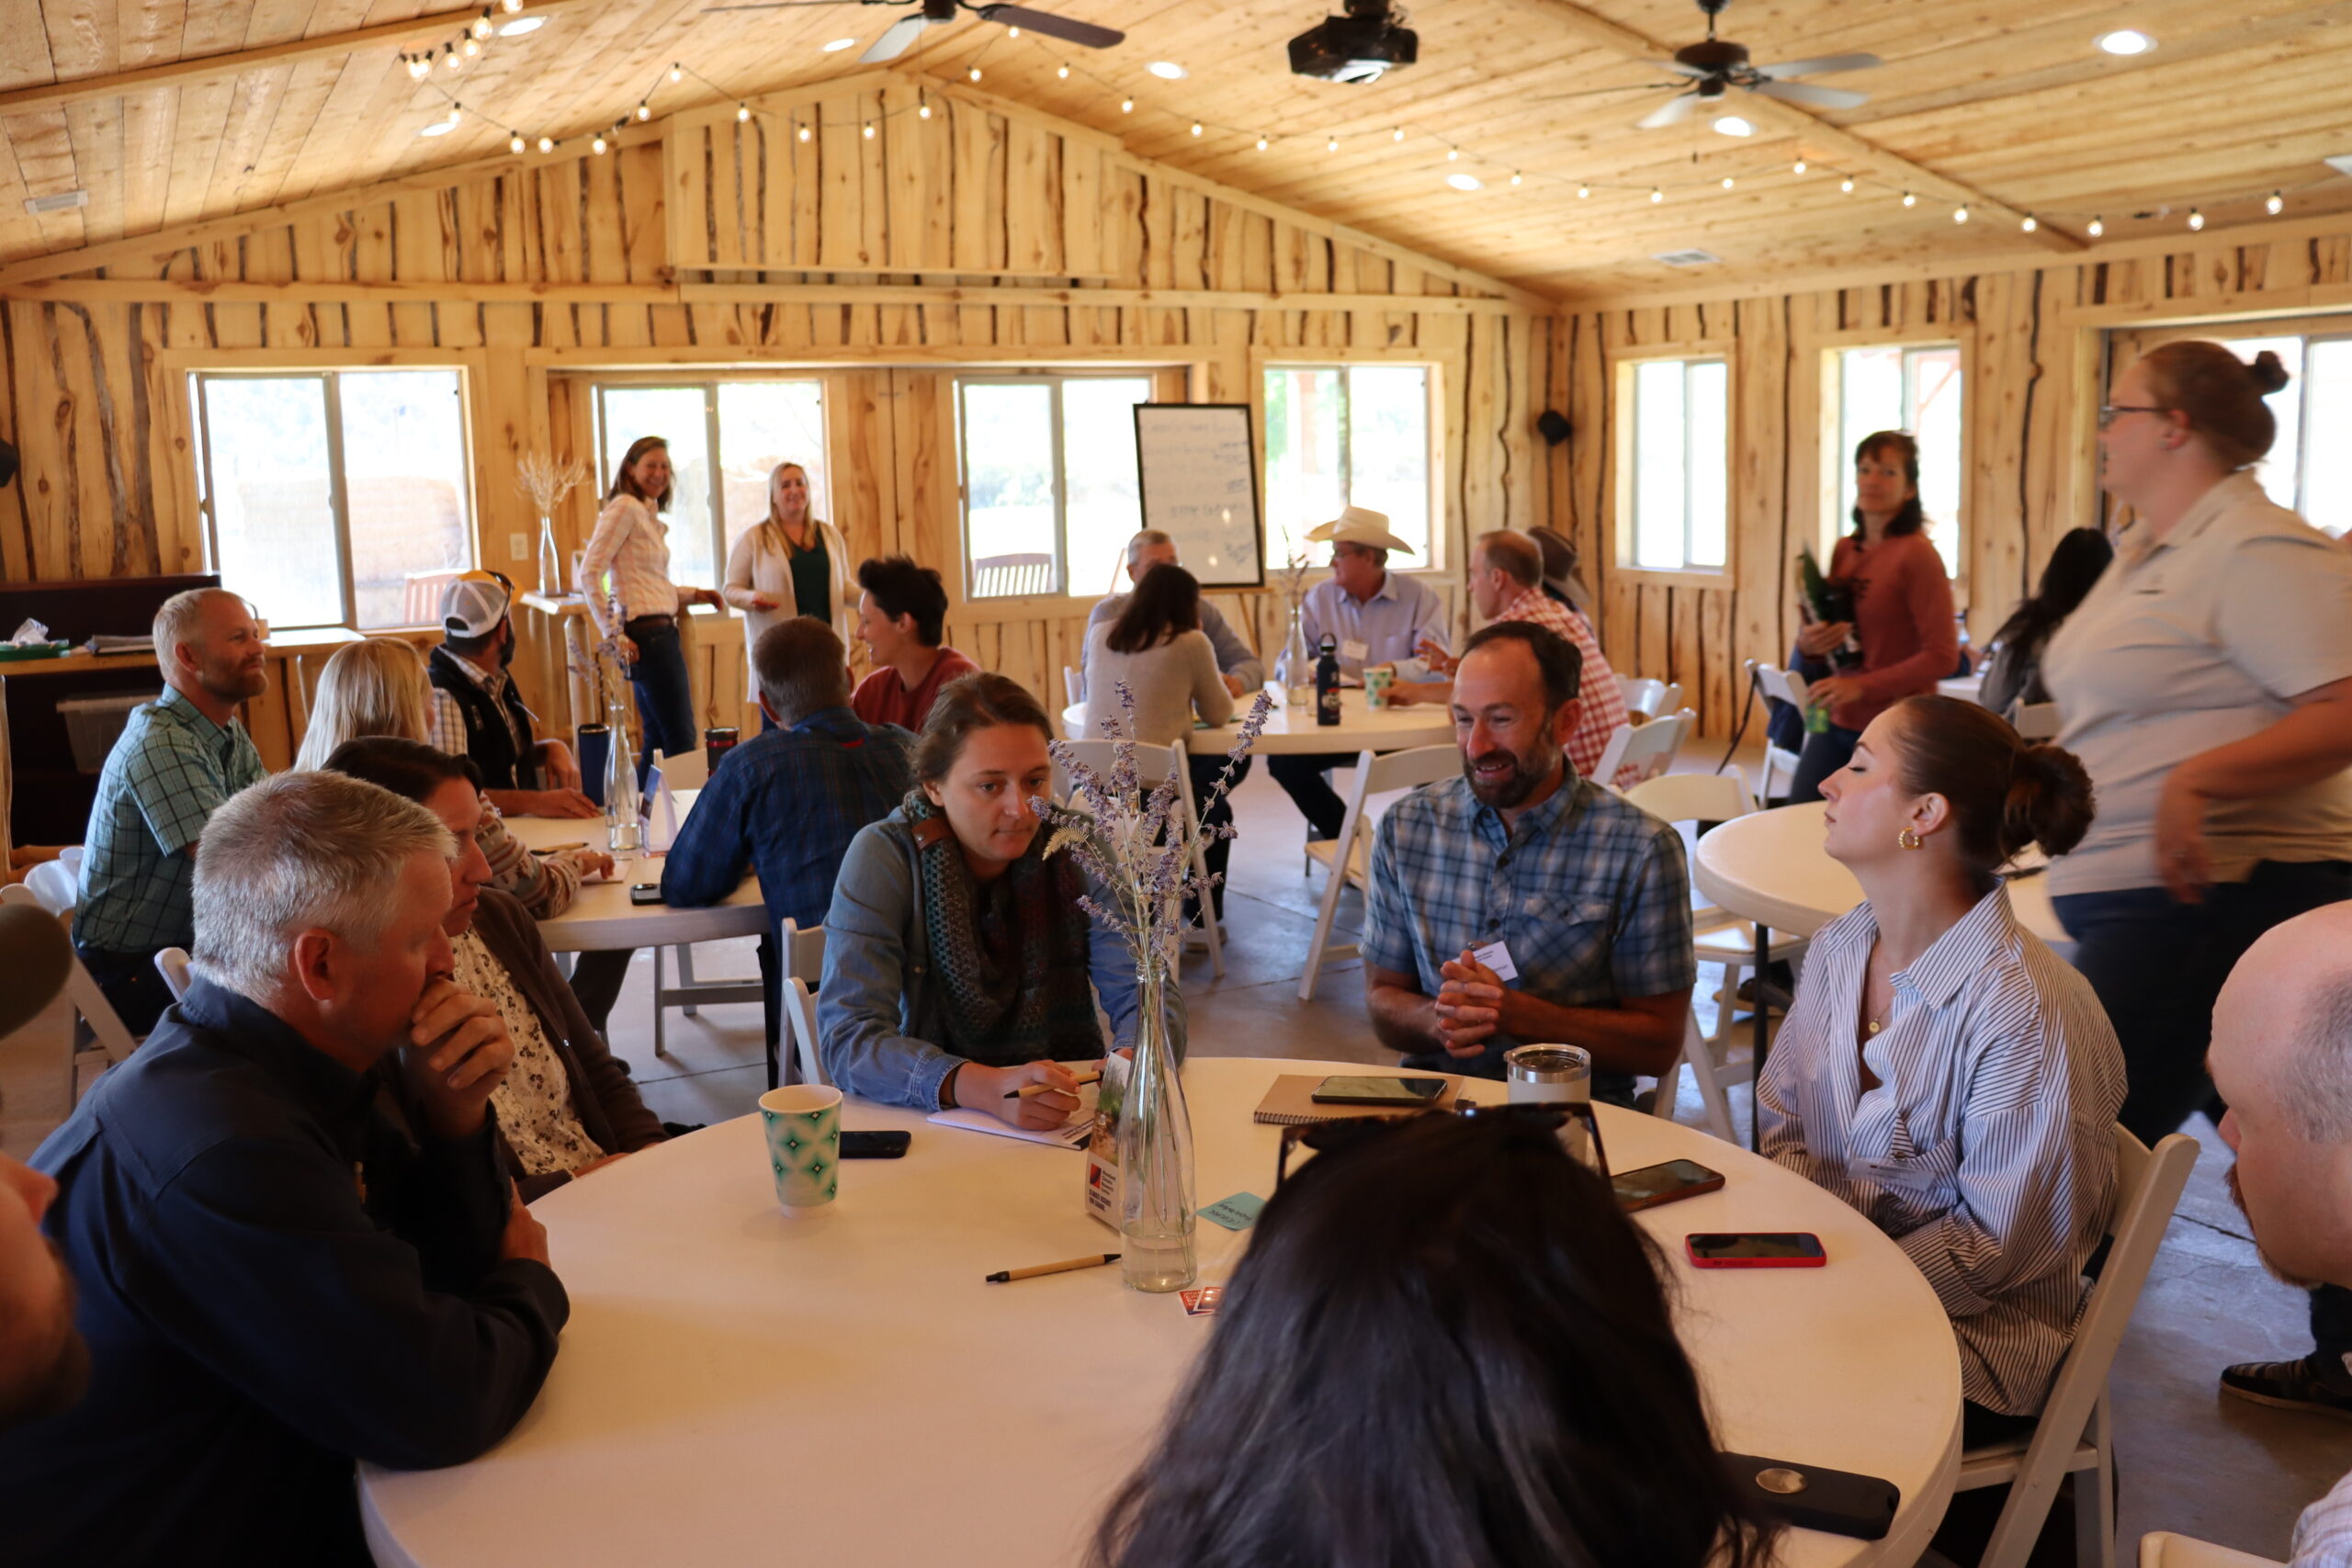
[1686,1233,1826,1269]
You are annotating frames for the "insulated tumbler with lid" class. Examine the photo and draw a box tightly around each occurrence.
[1504,1043,1597,1169]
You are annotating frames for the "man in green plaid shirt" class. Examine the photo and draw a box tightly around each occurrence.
[1363,621,1695,1108]
[73,589,269,1033]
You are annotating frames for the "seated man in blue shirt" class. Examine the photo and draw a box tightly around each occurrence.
[74,586,271,1033]
[1362,621,1695,1106]
[0,771,568,1566]
[662,615,915,1086]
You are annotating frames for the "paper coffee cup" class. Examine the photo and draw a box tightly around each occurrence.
[759,1085,842,1211]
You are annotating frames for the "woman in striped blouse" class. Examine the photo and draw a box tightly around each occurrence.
[580,435,724,769]
[1758,694,2125,1439]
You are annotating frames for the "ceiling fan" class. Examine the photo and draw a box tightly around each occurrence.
[703,0,1123,64]
[1634,0,1878,130]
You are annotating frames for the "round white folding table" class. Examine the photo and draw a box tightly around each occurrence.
[1061,686,1455,754]
[502,790,766,953]
[359,1055,1960,1568]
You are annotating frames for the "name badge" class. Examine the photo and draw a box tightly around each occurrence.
[1340,638,1369,664]
[1471,939,1520,983]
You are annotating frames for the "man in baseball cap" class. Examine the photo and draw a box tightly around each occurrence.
[428,571,596,820]
[1271,507,1452,840]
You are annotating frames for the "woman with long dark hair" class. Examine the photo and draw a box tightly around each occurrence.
[1978,527,2113,716]
[1788,432,1960,802]
[579,434,723,767]
[1092,1110,1779,1568]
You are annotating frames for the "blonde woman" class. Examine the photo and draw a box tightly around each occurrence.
[722,461,853,728]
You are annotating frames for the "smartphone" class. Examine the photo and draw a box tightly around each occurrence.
[628,883,662,906]
[1611,1158,1724,1213]
[841,1130,910,1159]
[1686,1232,1826,1268]
[1310,1075,1451,1106]
[1721,1452,1899,1540]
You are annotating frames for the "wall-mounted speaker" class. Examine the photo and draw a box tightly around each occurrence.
[1535,410,1572,447]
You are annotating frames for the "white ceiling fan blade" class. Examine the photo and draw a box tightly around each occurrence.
[1749,78,1869,109]
[860,14,936,62]
[1756,51,1882,80]
[1638,90,1702,130]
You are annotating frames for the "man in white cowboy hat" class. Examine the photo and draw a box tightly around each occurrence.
[429,571,596,820]
[1271,507,1452,839]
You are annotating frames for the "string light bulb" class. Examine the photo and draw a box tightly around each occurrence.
[442,44,461,71]
[2267,190,2285,216]
[737,103,752,122]
[670,62,683,82]
[509,131,525,153]
[1839,175,1854,194]
[1954,204,1969,223]
[472,10,492,38]
[2188,208,2204,231]
[1327,135,1338,152]
[1392,126,1404,141]
[461,35,480,57]
[537,134,553,152]
[636,101,650,120]
[1056,62,1069,79]
[1650,186,1663,203]
[967,65,981,82]
[1120,97,1134,113]
[1901,191,1916,208]
[1190,121,1203,136]
[1793,158,1807,175]
[1255,135,1269,151]
[1577,183,1589,198]
[2087,215,2105,237]
[863,120,876,139]
[591,133,607,154]
[447,102,463,124]
[502,0,522,12]
[2021,213,2038,232]
[1446,146,1459,162]
[1005,22,1018,35]
[1509,171,1522,186]
[404,54,428,81]
[797,123,811,142]
[918,100,932,119]
[1721,175,1735,189]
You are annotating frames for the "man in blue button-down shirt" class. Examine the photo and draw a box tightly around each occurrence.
[1363,621,1695,1106]
[663,616,914,1081]
[74,587,270,1032]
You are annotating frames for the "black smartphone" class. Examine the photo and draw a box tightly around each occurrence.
[1310,1075,1451,1106]
[628,883,662,906]
[1686,1232,1827,1268]
[841,1130,911,1159]
[1720,1452,1899,1540]
[1611,1158,1724,1213]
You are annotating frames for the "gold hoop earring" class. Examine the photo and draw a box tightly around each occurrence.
[1897,828,1923,851]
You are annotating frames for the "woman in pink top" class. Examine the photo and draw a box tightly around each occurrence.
[1788,431,1960,802]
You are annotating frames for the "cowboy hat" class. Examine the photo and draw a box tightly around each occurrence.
[1304,505,1416,556]
[1526,525,1595,614]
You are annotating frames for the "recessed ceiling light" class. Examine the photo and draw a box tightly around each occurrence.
[419,120,457,136]
[821,36,857,51]
[1713,115,1754,137]
[1446,172,1482,191]
[2096,28,2154,55]
[1147,61,1187,79]
[496,15,543,33]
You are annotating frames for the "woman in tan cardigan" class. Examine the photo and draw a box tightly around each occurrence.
[723,462,854,725]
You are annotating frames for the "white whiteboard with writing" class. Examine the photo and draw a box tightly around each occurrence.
[1132,404,1264,589]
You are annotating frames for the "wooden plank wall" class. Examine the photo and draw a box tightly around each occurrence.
[1556,222,2352,736]
[0,78,1548,737]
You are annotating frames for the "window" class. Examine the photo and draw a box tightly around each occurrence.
[592,379,830,592]
[2200,333,2352,538]
[1626,357,1728,572]
[1833,344,1963,575]
[1263,364,1433,566]
[956,375,1152,601]
[193,369,473,630]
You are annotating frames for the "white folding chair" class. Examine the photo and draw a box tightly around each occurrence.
[776,918,829,1089]
[641,748,763,1058]
[153,946,192,1002]
[0,883,133,1108]
[1618,676,1667,720]
[1593,708,1694,791]
[24,858,76,917]
[1621,773,1808,1142]
[2012,701,2061,740]
[1656,681,1684,717]
[1295,743,1461,1002]
[2139,1534,2284,1568]
[1950,1128,2199,1568]
[1062,665,1084,707]
[1748,660,1811,803]
[1054,739,1224,980]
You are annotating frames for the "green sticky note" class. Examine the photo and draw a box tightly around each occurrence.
[1202,1192,1266,1231]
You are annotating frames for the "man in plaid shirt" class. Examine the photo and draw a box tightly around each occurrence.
[1363,620,1694,1108]
[73,589,270,1033]
[2209,906,2352,1568]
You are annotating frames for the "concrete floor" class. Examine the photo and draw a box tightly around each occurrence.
[6,748,2347,1561]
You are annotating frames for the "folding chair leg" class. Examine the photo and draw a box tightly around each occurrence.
[1681,1013,1737,1143]
[2076,1395,2117,1568]
[1296,843,1351,1003]
[676,944,699,1017]
[652,945,670,1059]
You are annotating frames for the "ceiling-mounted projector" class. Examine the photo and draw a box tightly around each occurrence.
[1288,0,1418,83]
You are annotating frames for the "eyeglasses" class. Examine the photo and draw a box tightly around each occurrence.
[2098,404,2168,429]
[1274,1100,1608,1190]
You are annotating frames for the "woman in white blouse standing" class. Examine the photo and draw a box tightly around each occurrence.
[721,461,854,729]
[579,435,723,768]
[1757,694,2123,1443]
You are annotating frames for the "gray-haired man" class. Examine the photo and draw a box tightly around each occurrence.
[1088,530,1264,697]
[0,771,567,1566]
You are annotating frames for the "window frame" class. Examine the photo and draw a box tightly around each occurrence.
[1819,337,1969,587]
[1254,351,1447,576]
[188,363,480,633]
[950,368,1159,606]
[1611,345,1736,591]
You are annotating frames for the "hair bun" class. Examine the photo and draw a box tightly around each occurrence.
[2247,349,2292,395]
[2003,742,2097,861]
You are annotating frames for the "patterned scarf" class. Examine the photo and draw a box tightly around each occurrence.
[902,790,1103,1066]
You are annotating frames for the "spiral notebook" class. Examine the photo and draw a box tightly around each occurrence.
[1251,1074,1461,1126]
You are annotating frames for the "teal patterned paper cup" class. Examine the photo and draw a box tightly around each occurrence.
[759,1086,842,1211]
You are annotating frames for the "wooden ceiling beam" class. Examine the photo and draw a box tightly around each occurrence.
[0,0,608,118]
[1517,0,2086,252]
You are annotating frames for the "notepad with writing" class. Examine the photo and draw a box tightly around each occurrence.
[1251,1074,1461,1126]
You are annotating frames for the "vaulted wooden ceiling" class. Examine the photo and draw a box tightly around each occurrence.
[2,0,2349,299]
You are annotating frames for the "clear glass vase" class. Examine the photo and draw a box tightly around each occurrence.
[1118,970,1197,1292]
[535,514,564,599]
[1273,604,1314,707]
[604,693,645,856]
